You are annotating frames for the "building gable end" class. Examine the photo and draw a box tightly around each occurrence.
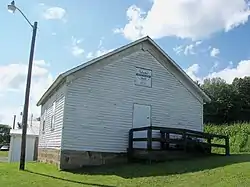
[142,41,203,103]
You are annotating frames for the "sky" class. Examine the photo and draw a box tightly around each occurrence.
[1,0,250,125]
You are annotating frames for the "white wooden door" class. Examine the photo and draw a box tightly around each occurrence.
[132,104,151,148]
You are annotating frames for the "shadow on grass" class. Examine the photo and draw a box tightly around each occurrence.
[67,154,250,178]
[25,170,116,187]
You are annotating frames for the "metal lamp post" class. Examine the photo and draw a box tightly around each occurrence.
[7,0,38,171]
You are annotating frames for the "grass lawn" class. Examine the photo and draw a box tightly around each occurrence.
[0,154,250,187]
[0,151,8,157]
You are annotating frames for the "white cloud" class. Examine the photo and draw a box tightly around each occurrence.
[86,49,114,59]
[205,60,250,83]
[195,41,202,46]
[229,61,233,67]
[115,0,250,41]
[225,10,250,31]
[86,38,115,59]
[71,36,84,57]
[113,28,122,34]
[173,40,202,55]
[43,7,66,20]
[185,60,250,84]
[0,63,49,92]
[184,44,195,55]
[72,46,84,57]
[210,48,220,57]
[184,64,201,82]
[210,61,219,72]
[173,45,184,55]
[0,61,53,125]
[34,60,50,67]
[86,52,93,59]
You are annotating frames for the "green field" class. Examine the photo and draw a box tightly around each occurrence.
[0,123,250,187]
[0,154,250,187]
[205,123,250,154]
[0,151,8,157]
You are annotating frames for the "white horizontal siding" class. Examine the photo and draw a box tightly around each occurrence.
[38,85,65,149]
[62,50,202,152]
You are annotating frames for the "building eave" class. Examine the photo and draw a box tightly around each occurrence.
[36,74,65,106]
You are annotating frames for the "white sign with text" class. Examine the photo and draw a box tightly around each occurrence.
[135,67,152,87]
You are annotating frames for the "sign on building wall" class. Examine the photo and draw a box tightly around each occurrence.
[135,67,152,87]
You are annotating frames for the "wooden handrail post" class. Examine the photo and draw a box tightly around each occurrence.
[160,130,165,150]
[128,129,133,150]
[127,129,134,162]
[207,136,212,154]
[166,132,170,150]
[183,131,187,152]
[147,127,152,150]
[225,136,230,156]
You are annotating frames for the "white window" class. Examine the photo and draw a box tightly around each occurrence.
[50,102,56,130]
[42,109,47,133]
[135,67,152,87]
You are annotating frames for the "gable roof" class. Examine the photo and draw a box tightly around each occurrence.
[37,36,211,106]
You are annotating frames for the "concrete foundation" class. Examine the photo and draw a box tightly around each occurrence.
[60,150,127,170]
[38,148,127,170]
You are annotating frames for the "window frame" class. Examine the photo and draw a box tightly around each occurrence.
[50,102,56,131]
[42,109,47,133]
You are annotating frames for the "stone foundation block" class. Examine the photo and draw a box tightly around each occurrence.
[60,150,127,170]
[38,148,60,166]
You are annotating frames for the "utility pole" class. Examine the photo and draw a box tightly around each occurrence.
[7,1,38,170]
[19,21,37,170]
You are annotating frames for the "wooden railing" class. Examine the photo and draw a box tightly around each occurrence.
[128,126,230,156]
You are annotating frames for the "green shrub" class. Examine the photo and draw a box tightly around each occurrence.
[204,123,250,154]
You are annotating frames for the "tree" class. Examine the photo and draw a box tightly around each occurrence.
[231,77,250,121]
[201,78,234,123]
[0,124,11,145]
[201,76,250,124]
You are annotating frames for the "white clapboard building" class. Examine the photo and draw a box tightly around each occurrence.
[36,36,210,170]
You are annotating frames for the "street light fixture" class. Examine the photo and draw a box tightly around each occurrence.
[8,1,34,28]
[7,0,38,171]
[7,1,16,13]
